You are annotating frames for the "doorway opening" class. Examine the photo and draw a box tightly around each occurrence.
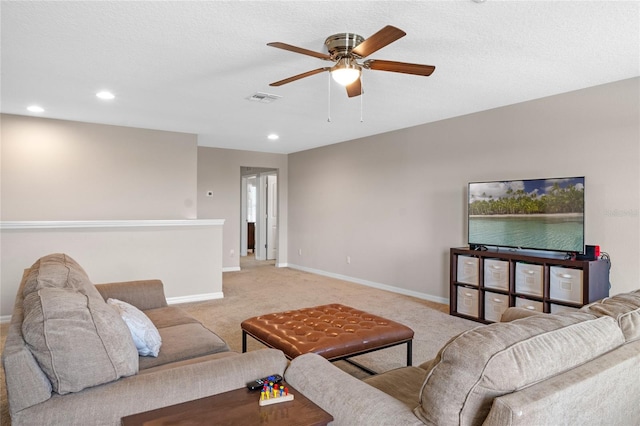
[241,167,278,265]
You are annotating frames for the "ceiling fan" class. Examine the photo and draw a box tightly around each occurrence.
[267,25,435,98]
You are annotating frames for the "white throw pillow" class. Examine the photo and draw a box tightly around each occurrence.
[107,298,162,357]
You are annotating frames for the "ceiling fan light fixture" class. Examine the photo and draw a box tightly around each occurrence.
[27,105,45,113]
[267,25,434,98]
[96,91,115,100]
[331,57,361,86]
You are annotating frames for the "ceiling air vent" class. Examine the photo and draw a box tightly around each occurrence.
[247,92,282,103]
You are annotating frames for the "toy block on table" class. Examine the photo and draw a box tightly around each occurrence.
[259,394,294,406]
[259,383,294,406]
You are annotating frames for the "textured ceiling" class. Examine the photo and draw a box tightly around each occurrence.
[1,1,638,154]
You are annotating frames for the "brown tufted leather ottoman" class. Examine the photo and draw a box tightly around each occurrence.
[241,304,414,373]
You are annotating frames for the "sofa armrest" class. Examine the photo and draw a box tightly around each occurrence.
[3,298,53,415]
[11,349,288,426]
[285,353,424,426]
[500,307,544,322]
[2,270,53,415]
[95,279,168,310]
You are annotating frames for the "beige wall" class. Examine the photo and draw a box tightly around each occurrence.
[0,116,289,312]
[197,146,288,270]
[0,221,224,317]
[0,116,214,318]
[287,78,640,301]
[1,114,198,220]
[1,78,637,312]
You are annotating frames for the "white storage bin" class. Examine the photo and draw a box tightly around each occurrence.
[456,256,479,286]
[550,303,580,314]
[484,259,509,290]
[484,292,510,322]
[515,262,544,297]
[550,266,584,304]
[456,287,479,318]
[515,297,544,313]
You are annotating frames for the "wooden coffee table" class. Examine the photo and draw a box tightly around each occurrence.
[121,383,332,426]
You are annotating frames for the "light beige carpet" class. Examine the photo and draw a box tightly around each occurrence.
[0,255,477,425]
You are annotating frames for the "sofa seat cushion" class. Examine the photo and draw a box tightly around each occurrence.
[138,351,240,375]
[23,253,102,301]
[414,312,625,426]
[138,323,230,370]
[580,289,640,342]
[363,366,428,409]
[143,306,201,329]
[22,287,139,394]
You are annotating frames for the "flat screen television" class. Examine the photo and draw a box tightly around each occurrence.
[468,177,585,254]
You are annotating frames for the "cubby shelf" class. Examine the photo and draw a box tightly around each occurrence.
[449,247,610,323]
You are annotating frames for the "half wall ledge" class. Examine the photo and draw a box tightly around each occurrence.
[0,219,225,229]
[0,219,226,319]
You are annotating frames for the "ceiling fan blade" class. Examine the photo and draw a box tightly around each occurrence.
[346,78,363,98]
[364,59,436,76]
[267,42,332,60]
[351,25,406,58]
[269,67,330,86]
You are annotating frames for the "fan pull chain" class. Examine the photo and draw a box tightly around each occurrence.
[327,72,332,122]
[360,75,364,123]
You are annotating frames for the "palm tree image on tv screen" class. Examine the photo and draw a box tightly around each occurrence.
[468,177,585,253]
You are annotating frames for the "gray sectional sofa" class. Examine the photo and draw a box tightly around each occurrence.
[4,253,640,425]
[285,290,640,426]
[2,253,288,425]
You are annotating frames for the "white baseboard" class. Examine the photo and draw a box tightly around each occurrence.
[166,292,224,305]
[286,263,450,305]
[226,263,288,270]
[0,268,448,323]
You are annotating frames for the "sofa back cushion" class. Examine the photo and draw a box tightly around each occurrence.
[414,312,624,426]
[21,254,138,395]
[580,289,640,342]
[22,287,139,394]
[23,253,103,301]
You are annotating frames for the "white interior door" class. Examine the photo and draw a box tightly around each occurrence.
[266,173,277,260]
[255,174,266,260]
[250,170,276,262]
[240,176,248,257]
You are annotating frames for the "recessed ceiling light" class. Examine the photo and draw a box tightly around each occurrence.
[96,91,115,100]
[27,105,45,113]
[267,134,279,140]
